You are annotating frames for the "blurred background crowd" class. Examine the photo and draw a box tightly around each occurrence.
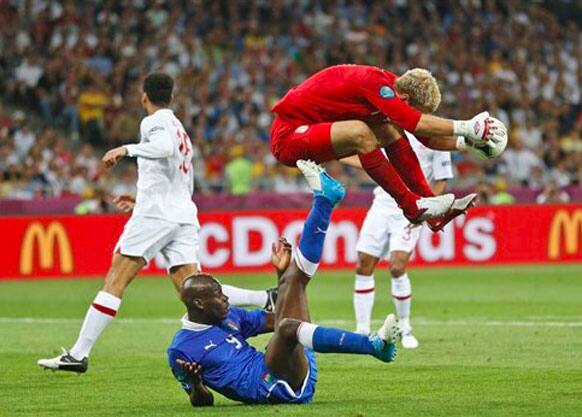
[0,0,580,209]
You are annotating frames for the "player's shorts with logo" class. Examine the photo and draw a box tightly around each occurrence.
[270,117,336,166]
[259,348,318,404]
[114,215,200,269]
[356,200,421,258]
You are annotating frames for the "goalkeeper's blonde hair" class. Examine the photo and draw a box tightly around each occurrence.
[394,68,441,113]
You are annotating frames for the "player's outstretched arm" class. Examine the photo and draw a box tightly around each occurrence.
[413,114,455,137]
[123,137,173,159]
[415,134,459,151]
[176,359,214,407]
[124,122,174,160]
[415,134,507,160]
[102,146,128,168]
[362,80,505,146]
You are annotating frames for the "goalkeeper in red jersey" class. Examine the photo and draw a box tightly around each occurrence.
[271,64,507,230]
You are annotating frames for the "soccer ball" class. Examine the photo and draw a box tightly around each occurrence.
[465,132,508,160]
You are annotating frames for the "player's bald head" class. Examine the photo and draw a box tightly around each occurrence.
[180,273,221,307]
[181,274,229,324]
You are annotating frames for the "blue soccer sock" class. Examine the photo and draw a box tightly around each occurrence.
[296,322,376,356]
[298,195,333,264]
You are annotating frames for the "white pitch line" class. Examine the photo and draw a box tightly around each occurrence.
[412,318,582,328]
[0,317,581,328]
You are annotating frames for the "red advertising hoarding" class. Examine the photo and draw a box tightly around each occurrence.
[1,205,581,280]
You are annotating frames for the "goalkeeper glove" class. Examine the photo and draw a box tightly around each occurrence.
[453,112,507,148]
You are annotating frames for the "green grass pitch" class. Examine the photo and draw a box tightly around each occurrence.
[1,265,581,417]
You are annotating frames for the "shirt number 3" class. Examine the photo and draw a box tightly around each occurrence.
[177,129,191,175]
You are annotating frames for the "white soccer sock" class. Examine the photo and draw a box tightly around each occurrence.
[391,273,412,332]
[70,291,121,359]
[353,274,375,334]
[296,322,318,349]
[222,285,268,308]
[293,247,318,278]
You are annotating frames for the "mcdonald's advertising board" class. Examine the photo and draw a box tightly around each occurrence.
[1,204,580,280]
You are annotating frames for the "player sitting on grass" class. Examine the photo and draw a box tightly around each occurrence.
[168,160,399,406]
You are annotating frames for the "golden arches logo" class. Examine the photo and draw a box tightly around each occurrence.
[548,209,582,260]
[20,221,73,275]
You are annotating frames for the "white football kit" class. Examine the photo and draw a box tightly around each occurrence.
[356,132,454,258]
[115,109,200,268]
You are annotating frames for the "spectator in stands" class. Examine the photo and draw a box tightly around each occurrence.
[225,144,253,195]
[528,165,548,190]
[75,143,100,181]
[77,77,109,146]
[36,58,63,127]
[205,146,228,192]
[272,166,304,194]
[12,113,36,161]
[110,164,137,197]
[44,160,67,197]
[0,129,18,173]
[12,53,44,107]
[58,81,80,138]
[0,0,579,201]
[500,138,544,186]
[491,179,516,205]
[69,166,90,196]
[109,106,140,146]
[536,181,570,204]
[476,181,496,205]
[518,118,544,152]
[75,188,112,214]
[549,160,573,188]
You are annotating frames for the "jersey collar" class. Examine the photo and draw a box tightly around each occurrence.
[153,108,173,116]
[181,314,212,332]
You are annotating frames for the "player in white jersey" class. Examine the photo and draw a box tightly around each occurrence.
[353,132,454,349]
[38,73,276,373]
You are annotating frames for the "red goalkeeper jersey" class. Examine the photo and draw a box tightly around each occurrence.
[271,64,422,132]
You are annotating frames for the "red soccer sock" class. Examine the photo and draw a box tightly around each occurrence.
[385,137,435,198]
[358,149,420,216]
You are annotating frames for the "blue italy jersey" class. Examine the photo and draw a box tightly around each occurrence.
[167,307,267,404]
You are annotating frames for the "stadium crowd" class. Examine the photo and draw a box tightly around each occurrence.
[0,0,580,204]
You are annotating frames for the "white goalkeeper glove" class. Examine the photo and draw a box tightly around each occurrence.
[453,111,507,148]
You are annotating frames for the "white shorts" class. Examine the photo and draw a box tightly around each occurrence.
[114,216,200,269]
[356,201,421,259]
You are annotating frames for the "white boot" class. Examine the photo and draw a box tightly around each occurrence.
[412,194,455,222]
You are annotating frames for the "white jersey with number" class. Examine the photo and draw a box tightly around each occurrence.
[124,108,198,226]
[373,131,454,210]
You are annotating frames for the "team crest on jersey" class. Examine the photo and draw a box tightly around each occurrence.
[262,371,275,385]
[225,320,239,332]
[379,85,395,99]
